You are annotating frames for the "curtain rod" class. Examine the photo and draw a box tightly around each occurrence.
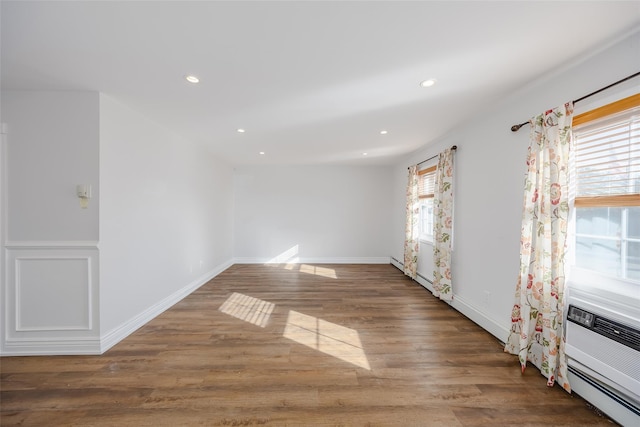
[409,145,457,169]
[510,71,640,132]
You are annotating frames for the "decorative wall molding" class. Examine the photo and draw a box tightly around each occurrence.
[2,244,100,356]
[233,257,391,265]
[5,241,99,249]
[15,256,93,332]
[99,259,234,353]
[1,337,101,355]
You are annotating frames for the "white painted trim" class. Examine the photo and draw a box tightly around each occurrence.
[415,273,434,293]
[233,257,391,265]
[15,255,93,332]
[5,241,98,249]
[2,245,100,356]
[0,126,7,356]
[1,337,101,356]
[390,256,434,291]
[99,258,233,353]
[568,366,640,427]
[390,256,509,343]
[451,294,509,343]
[390,256,403,271]
[2,256,509,356]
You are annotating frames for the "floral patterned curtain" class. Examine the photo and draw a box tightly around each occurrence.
[404,165,419,279]
[504,103,573,391]
[433,148,454,301]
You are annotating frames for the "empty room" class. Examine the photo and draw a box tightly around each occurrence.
[1,1,639,426]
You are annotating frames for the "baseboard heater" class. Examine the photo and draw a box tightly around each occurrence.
[390,257,433,285]
[565,303,640,426]
[568,365,639,417]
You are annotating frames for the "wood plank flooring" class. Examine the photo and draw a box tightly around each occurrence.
[1,264,615,426]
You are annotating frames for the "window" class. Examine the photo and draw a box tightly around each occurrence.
[573,93,640,282]
[418,165,436,242]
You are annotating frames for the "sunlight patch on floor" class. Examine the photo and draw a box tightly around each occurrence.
[263,246,338,279]
[266,245,299,264]
[218,293,275,328]
[283,310,370,370]
[299,264,337,279]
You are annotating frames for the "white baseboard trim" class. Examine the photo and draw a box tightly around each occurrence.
[450,295,509,343]
[2,257,509,356]
[390,256,403,271]
[99,259,233,353]
[1,337,101,356]
[233,257,391,264]
[390,257,434,292]
[389,255,508,343]
[415,273,434,293]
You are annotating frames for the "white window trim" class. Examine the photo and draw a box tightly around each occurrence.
[568,91,640,294]
[418,163,437,243]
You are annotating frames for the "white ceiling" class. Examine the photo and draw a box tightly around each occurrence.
[2,1,639,166]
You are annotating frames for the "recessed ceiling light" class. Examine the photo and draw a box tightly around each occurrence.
[259,151,265,155]
[237,128,246,133]
[420,78,436,88]
[185,75,200,84]
[363,152,368,156]
[380,130,388,135]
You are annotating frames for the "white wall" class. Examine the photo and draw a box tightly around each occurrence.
[1,90,236,355]
[3,91,100,242]
[99,95,234,345]
[234,165,392,263]
[1,91,101,354]
[391,30,640,341]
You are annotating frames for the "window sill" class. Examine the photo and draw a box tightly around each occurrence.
[568,267,640,313]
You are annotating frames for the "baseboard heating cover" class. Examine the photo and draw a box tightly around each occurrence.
[565,293,640,427]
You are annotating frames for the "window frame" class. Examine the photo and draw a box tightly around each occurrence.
[418,165,437,243]
[571,93,640,284]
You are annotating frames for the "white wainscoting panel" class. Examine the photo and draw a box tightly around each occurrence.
[16,257,92,331]
[2,243,100,355]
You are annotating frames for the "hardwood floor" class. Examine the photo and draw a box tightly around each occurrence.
[1,264,615,426]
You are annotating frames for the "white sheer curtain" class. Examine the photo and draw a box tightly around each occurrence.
[404,165,419,279]
[504,103,573,391]
[433,148,454,301]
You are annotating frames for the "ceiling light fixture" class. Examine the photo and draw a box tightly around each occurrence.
[420,78,436,88]
[185,75,200,84]
[363,152,368,156]
[380,130,388,135]
[259,151,265,155]
[237,128,246,133]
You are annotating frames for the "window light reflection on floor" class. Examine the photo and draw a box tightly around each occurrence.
[218,292,275,328]
[298,264,337,279]
[283,310,370,370]
[264,245,338,279]
[266,245,299,264]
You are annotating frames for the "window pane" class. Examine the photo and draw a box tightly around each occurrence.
[574,107,640,197]
[627,207,640,239]
[576,207,621,237]
[628,241,640,281]
[575,236,622,277]
[420,199,433,239]
[418,172,435,198]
